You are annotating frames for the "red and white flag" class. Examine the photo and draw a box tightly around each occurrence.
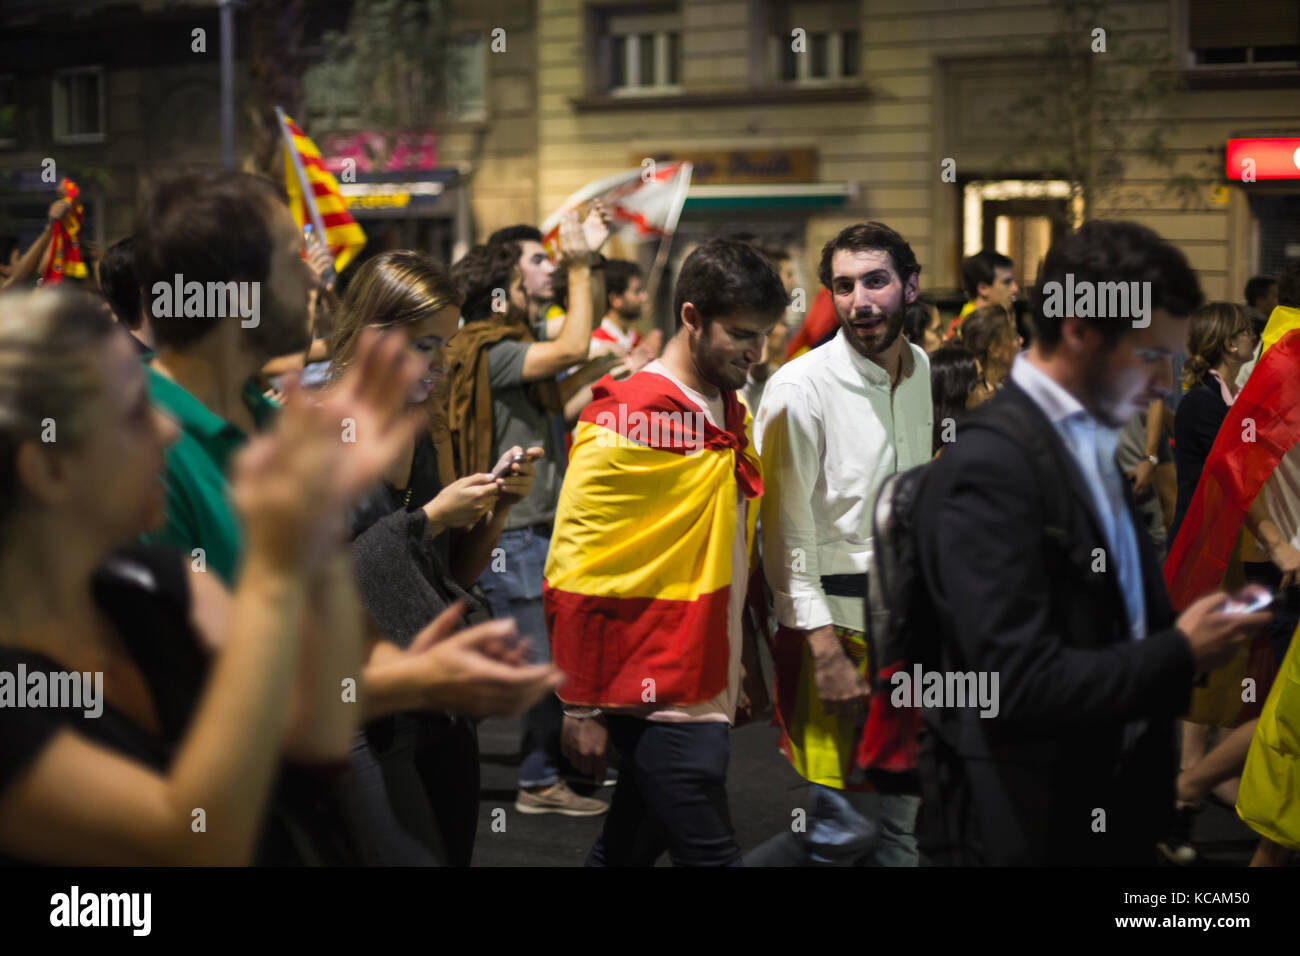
[541,161,692,256]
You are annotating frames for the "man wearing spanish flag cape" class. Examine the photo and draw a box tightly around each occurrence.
[1164,260,1300,865]
[544,238,788,866]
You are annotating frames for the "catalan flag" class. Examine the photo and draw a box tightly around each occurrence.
[278,109,366,274]
[40,178,87,285]
[543,371,761,708]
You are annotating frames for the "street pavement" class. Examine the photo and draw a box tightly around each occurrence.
[471,708,1260,867]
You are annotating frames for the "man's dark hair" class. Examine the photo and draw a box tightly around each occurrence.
[961,250,1014,300]
[1244,274,1277,309]
[452,241,520,322]
[1029,220,1204,351]
[487,224,543,247]
[134,171,287,350]
[98,235,142,330]
[673,237,789,329]
[1278,259,1300,309]
[602,258,641,303]
[818,222,921,291]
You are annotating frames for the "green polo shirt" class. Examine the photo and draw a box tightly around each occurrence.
[141,361,279,585]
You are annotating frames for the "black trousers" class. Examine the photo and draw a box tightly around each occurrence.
[362,712,481,866]
[587,716,740,867]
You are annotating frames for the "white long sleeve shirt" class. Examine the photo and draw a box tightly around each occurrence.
[755,329,933,632]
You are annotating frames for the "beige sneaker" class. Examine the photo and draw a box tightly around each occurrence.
[514,781,609,817]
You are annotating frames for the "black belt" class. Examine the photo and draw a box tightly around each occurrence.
[820,574,864,598]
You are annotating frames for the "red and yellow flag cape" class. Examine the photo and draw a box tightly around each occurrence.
[544,371,761,708]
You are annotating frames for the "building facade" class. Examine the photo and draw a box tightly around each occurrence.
[532,0,1299,325]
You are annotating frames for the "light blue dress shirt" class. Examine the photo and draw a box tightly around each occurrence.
[1010,357,1147,640]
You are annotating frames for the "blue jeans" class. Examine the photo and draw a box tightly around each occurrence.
[477,525,561,789]
[745,783,921,866]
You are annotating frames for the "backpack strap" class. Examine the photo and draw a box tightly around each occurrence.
[957,400,1071,547]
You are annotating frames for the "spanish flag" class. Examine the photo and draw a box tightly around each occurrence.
[1165,305,1300,611]
[543,371,761,707]
[279,112,366,274]
[1164,306,1300,729]
[41,179,87,284]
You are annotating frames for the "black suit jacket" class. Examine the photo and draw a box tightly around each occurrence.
[914,380,1196,865]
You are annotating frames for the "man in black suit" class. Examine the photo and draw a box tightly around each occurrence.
[914,220,1272,865]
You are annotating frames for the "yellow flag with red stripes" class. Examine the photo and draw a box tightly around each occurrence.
[280,113,366,273]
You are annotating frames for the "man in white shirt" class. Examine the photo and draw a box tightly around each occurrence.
[750,222,932,866]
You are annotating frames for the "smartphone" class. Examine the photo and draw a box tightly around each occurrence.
[1221,589,1276,615]
[491,448,541,480]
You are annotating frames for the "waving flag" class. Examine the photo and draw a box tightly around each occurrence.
[41,179,87,285]
[1165,305,1300,609]
[539,162,692,257]
[1164,305,1300,726]
[544,370,759,708]
[277,108,366,274]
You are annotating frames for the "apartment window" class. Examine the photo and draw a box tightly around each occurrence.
[771,2,860,84]
[446,33,487,120]
[52,67,105,142]
[0,76,15,146]
[604,7,680,95]
[1187,0,1299,67]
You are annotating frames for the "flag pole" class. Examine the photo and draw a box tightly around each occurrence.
[275,106,329,242]
[275,106,336,291]
[645,162,692,333]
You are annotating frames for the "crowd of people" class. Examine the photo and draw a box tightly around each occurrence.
[0,168,1296,868]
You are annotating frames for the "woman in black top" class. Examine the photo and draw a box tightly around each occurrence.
[329,251,557,865]
[1169,302,1255,542]
[0,286,423,865]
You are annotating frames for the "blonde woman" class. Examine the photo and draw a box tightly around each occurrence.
[330,250,561,864]
[0,286,420,865]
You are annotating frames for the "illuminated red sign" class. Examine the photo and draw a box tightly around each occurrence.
[1225,138,1300,181]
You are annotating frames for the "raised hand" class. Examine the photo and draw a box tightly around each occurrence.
[232,329,424,571]
[556,210,592,267]
[582,200,612,254]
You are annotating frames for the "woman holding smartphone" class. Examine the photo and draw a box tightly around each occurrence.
[330,250,550,865]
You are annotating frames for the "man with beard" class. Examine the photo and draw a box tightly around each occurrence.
[135,171,317,582]
[748,222,933,865]
[548,237,787,865]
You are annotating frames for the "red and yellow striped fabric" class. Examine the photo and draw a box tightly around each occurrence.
[544,371,762,708]
[41,179,87,284]
[281,114,366,273]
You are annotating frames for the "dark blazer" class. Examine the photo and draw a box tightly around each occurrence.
[914,379,1196,865]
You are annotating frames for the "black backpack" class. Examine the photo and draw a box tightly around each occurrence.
[862,399,1074,693]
